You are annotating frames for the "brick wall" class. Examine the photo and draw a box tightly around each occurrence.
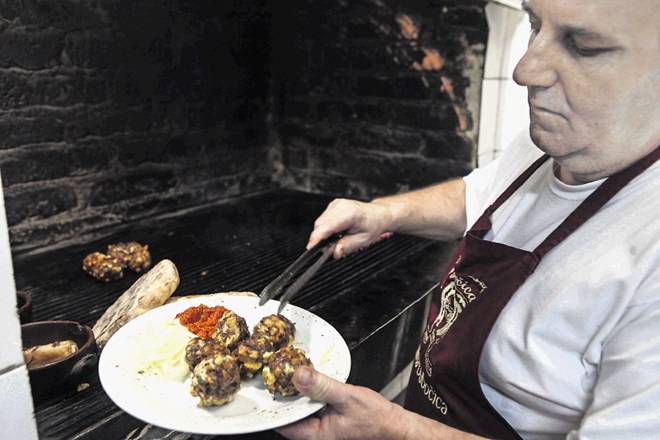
[0,0,275,253]
[274,0,487,198]
[0,0,487,254]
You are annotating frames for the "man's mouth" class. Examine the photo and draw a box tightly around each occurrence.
[529,104,569,125]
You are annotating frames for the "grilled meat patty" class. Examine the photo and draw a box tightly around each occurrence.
[212,310,250,350]
[253,314,296,350]
[82,252,124,283]
[234,333,274,378]
[190,353,241,407]
[107,241,152,273]
[262,345,313,397]
[184,337,230,372]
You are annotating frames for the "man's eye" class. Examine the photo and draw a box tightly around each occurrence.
[564,34,609,57]
[527,22,540,42]
[528,18,540,33]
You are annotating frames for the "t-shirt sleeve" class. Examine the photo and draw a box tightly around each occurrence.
[463,130,543,231]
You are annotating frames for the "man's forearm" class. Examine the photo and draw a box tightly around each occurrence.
[371,178,467,242]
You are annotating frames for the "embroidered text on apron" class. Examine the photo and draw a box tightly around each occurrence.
[404,145,660,439]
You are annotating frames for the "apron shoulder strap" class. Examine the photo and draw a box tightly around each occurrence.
[470,154,550,232]
[534,144,660,257]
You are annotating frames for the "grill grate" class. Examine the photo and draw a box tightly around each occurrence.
[12,191,441,439]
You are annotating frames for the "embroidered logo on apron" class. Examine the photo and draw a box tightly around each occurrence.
[413,347,449,414]
[421,263,487,377]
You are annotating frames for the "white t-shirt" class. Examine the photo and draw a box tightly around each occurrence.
[463,131,660,440]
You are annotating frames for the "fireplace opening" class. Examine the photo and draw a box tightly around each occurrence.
[0,1,501,438]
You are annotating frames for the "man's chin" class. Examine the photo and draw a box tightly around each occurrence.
[528,125,570,157]
[529,125,556,154]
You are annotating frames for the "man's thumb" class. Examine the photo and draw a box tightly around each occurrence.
[293,366,342,404]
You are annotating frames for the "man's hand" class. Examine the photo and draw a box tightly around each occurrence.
[276,367,489,440]
[276,366,407,440]
[307,198,393,259]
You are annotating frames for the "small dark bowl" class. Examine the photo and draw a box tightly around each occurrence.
[16,290,33,324]
[21,320,98,396]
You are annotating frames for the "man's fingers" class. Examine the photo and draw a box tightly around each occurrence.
[293,366,347,407]
[306,198,366,252]
[276,367,342,440]
[307,223,345,247]
[275,413,322,440]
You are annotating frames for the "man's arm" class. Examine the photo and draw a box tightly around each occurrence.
[308,178,467,258]
[372,177,467,241]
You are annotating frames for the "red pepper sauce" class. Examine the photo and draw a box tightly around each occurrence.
[176,304,229,338]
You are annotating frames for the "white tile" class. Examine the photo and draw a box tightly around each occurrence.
[484,2,527,79]
[0,288,23,370]
[498,80,530,149]
[477,78,503,160]
[481,0,530,166]
[0,172,36,438]
[478,78,529,164]
[506,11,532,76]
[0,173,23,371]
[479,39,530,166]
[484,3,507,78]
[0,366,39,440]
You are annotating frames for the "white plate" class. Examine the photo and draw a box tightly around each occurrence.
[98,294,351,435]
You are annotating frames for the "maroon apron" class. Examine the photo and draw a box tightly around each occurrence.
[404,145,660,439]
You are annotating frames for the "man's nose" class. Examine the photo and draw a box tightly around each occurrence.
[513,31,558,89]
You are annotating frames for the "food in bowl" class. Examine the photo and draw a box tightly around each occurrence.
[21,321,98,395]
[23,339,79,369]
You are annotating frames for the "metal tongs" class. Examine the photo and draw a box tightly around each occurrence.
[259,232,344,313]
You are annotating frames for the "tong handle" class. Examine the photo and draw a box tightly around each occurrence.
[258,232,344,305]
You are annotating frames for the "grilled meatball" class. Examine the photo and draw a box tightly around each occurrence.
[107,241,152,273]
[212,310,250,350]
[82,252,124,282]
[262,345,313,397]
[190,353,241,407]
[234,333,274,378]
[253,314,296,350]
[184,337,230,372]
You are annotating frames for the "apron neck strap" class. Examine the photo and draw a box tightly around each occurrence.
[534,144,660,257]
[484,154,550,216]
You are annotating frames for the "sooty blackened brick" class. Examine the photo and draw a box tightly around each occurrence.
[89,171,178,207]
[2,0,485,254]
[3,187,77,227]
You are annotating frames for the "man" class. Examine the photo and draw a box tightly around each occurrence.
[277,0,660,439]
